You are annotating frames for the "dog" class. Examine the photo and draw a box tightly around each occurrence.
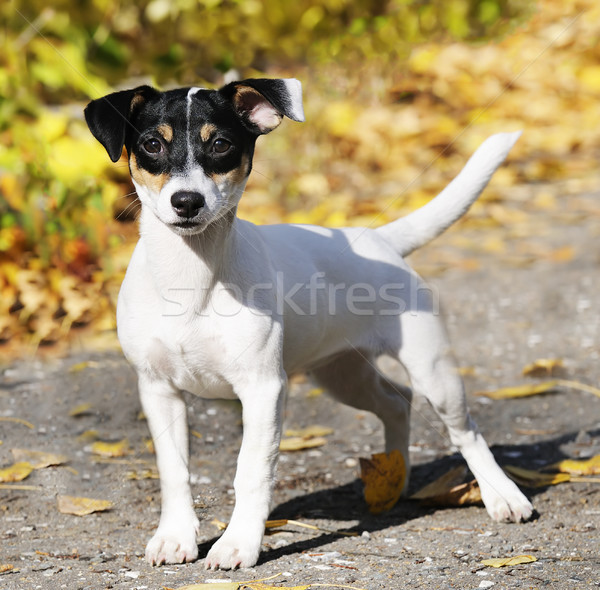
[84,78,533,570]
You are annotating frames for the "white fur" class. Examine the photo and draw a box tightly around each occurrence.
[119,102,532,569]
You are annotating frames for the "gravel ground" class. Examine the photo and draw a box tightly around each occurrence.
[1,190,599,590]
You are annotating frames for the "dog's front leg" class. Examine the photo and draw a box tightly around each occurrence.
[205,375,285,570]
[139,375,200,565]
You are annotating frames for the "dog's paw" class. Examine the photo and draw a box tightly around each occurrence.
[482,484,533,523]
[204,534,261,570]
[145,527,199,565]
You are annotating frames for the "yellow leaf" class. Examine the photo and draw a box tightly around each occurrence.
[410,465,482,506]
[0,462,34,483]
[475,381,560,399]
[551,455,600,476]
[56,495,113,516]
[306,387,323,398]
[68,403,93,417]
[481,555,537,568]
[0,417,34,429]
[69,361,100,373]
[90,439,130,457]
[283,425,333,438]
[504,465,571,487]
[0,564,16,574]
[279,436,328,452]
[125,468,159,480]
[522,358,563,377]
[579,65,600,93]
[10,449,67,469]
[360,450,406,514]
[477,380,600,400]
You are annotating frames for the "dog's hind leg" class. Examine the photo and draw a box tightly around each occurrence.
[310,350,413,492]
[396,311,533,522]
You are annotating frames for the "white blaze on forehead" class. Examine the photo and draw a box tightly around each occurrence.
[186,87,203,169]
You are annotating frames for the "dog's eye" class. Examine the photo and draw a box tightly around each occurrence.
[212,139,231,154]
[143,138,163,155]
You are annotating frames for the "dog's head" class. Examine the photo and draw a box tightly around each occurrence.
[85,78,304,235]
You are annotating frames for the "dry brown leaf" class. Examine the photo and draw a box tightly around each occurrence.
[550,455,600,476]
[56,494,113,516]
[279,436,328,452]
[360,450,406,514]
[10,449,68,469]
[481,555,537,568]
[90,438,130,457]
[411,465,482,506]
[0,462,34,483]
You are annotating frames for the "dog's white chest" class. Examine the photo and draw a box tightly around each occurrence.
[144,331,237,399]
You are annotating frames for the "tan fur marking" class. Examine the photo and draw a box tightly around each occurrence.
[157,124,174,143]
[129,93,146,113]
[200,123,217,143]
[210,153,251,188]
[130,153,170,194]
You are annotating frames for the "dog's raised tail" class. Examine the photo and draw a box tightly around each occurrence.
[377,131,521,257]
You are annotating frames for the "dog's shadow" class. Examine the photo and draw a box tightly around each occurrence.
[197,428,598,565]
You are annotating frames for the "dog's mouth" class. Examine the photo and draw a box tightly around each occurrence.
[171,220,200,229]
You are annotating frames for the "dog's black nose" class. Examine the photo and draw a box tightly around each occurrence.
[171,191,205,218]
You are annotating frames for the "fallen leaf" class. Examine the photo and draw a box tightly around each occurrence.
[0,462,34,483]
[284,425,333,438]
[90,438,130,457]
[125,468,159,480]
[504,465,571,487]
[10,449,68,468]
[0,417,34,429]
[475,381,560,399]
[550,455,600,475]
[522,358,563,377]
[476,379,600,400]
[68,403,93,417]
[68,360,100,373]
[481,555,537,568]
[0,564,16,574]
[279,436,328,452]
[56,495,113,516]
[360,450,406,514]
[306,387,323,398]
[410,465,482,506]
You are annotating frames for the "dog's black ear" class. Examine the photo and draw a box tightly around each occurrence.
[84,86,156,162]
[221,78,305,135]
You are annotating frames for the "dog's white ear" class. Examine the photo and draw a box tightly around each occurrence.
[84,86,157,162]
[223,78,305,134]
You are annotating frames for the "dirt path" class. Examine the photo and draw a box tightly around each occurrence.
[1,190,599,589]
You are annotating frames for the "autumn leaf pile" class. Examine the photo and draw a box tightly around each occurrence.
[1,0,599,355]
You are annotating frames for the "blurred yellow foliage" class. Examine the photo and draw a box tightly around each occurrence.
[1,0,599,354]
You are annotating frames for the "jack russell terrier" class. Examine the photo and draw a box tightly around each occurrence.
[85,78,533,570]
